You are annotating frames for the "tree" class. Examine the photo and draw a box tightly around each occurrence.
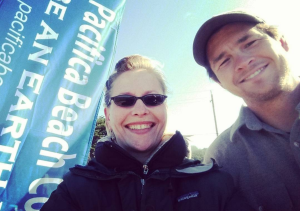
[190,146,207,162]
[89,116,107,159]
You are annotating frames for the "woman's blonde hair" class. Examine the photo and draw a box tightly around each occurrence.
[104,55,167,107]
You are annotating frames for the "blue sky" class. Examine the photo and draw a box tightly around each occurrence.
[101,0,300,148]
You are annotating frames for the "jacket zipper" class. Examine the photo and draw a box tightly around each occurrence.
[141,164,149,194]
[143,164,149,175]
[141,178,145,194]
[106,139,170,195]
[140,139,170,195]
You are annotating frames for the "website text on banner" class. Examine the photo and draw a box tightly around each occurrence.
[0,0,126,210]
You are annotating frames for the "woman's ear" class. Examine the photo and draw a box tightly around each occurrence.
[104,107,110,121]
[104,107,112,135]
[104,108,111,128]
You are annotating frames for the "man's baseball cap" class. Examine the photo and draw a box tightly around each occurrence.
[193,11,265,69]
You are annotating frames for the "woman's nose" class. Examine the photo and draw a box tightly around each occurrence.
[131,99,149,116]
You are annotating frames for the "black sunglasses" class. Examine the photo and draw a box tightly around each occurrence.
[110,94,167,107]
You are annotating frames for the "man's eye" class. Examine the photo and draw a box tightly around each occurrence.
[245,40,257,48]
[220,58,229,67]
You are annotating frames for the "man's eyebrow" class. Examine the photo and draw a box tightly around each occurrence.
[212,52,225,65]
[236,34,251,44]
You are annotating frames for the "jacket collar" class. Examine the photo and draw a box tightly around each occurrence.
[71,131,216,180]
[94,131,187,176]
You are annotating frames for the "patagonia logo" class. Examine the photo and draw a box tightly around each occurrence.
[177,191,200,202]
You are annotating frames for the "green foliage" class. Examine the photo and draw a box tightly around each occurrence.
[89,116,107,159]
[190,146,207,162]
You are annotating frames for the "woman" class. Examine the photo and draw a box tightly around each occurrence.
[41,55,254,211]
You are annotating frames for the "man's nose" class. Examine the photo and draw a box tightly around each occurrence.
[234,54,254,72]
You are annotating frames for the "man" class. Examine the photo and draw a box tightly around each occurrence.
[193,11,300,211]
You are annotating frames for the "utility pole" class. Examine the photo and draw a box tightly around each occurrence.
[210,90,219,136]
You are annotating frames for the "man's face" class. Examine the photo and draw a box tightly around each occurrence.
[207,23,290,103]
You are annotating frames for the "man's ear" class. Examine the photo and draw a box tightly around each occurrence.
[280,36,289,52]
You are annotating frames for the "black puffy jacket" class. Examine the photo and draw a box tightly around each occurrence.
[41,131,254,211]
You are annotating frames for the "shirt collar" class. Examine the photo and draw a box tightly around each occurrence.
[229,105,290,140]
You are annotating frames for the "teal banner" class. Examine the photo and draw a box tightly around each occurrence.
[0,0,126,210]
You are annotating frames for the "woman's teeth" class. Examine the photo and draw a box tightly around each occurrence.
[127,124,152,130]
